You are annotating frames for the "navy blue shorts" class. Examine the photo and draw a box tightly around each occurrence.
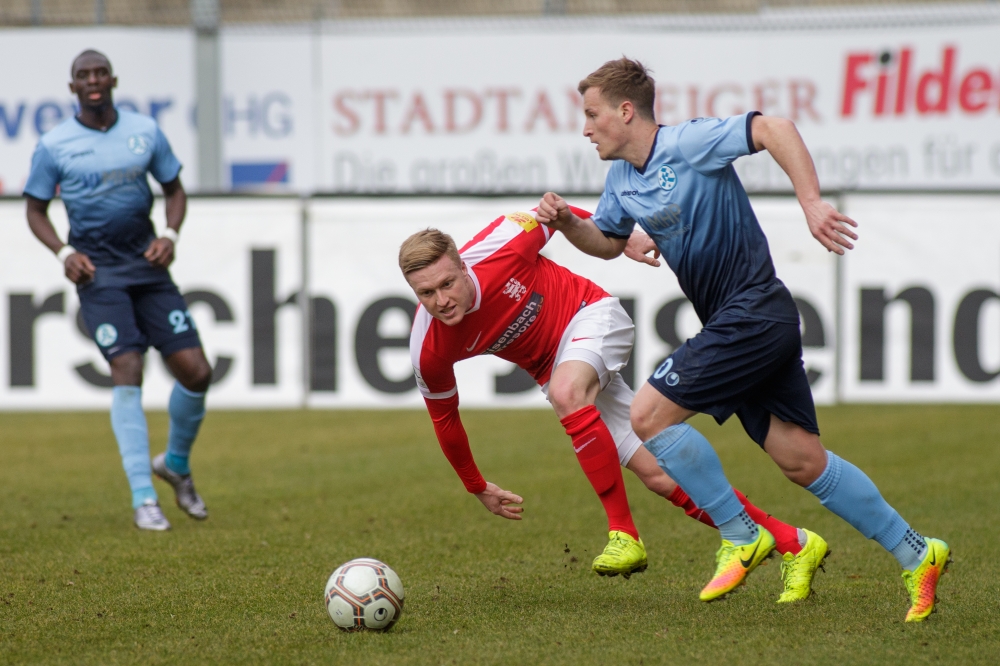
[78,277,202,361]
[648,316,818,447]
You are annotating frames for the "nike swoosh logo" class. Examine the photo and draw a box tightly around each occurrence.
[929,550,936,566]
[466,332,482,351]
[740,542,761,568]
[573,437,597,453]
[570,337,592,342]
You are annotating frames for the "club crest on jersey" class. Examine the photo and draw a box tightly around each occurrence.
[503,277,527,302]
[95,323,118,347]
[506,212,538,233]
[658,164,677,191]
[127,135,149,155]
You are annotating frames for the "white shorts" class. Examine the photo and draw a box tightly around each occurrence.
[542,297,644,467]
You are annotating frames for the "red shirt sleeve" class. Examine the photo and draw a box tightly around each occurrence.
[424,394,487,494]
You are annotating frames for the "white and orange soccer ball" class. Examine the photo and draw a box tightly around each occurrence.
[324,558,405,631]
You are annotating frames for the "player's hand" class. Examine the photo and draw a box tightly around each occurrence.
[144,237,175,268]
[803,199,858,255]
[535,192,572,230]
[475,482,524,521]
[64,252,96,285]
[624,230,661,267]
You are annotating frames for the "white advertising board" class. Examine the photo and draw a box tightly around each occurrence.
[304,196,835,408]
[0,28,196,195]
[840,193,1000,402]
[0,198,304,409]
[319,21,1000,193]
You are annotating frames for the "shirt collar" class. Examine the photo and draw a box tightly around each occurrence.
[637,126,664,175]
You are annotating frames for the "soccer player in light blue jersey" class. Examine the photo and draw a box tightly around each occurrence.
[24,50,213,531]
[537,57,949,622]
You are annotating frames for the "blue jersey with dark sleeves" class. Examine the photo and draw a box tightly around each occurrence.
[592,112,798,326]
[24,109,181,285]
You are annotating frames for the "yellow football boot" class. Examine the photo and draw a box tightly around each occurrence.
[777,529,829,603]
[592,531,648,579]
[902,537,951,622]
[700,527,775,602]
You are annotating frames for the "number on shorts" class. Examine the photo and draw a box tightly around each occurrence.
[169,309,191,334]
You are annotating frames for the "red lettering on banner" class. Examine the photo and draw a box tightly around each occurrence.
[958,70,993,112]
[753,81,780,117]
[444,89,482,133]
[841,53,873,116]
[333,91,361,136]
[705,84,744,117]
[486,88,521,132]
[401,93,435,134]
[841,45,997,118]
[655,85,680,124]
[524,90,559,132]
[915,46,955,114]
[895,48,912,115]
[369,90,398,134]
[788,80,820,121]
[565,88,583,132]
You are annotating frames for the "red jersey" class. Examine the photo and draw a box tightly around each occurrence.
[410,209,608,493]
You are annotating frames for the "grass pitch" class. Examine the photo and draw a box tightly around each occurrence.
[0,405,997,665]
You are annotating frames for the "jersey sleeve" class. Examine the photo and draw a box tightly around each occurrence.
[591,183,635,239]
[676,112,760,175]
[23,142,60,201]
[424,394,488,494]
[149,126,182,184]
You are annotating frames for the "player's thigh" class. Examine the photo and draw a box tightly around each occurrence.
[736,348,819,448]
[646,318,799,434]
[76,282,148,360]
[132,280,203,358]
[594,373,643,465]
[552,297,634,390]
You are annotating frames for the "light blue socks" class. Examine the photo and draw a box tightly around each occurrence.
[110,386,156,509]
[806,451,926,569]
[165,382,207,476]
[644,423,758,545]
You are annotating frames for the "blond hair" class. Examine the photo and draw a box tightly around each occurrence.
[399,228,461,276]
[578,57,656,121]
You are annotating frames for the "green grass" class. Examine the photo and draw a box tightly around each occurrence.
[0,406,997,665]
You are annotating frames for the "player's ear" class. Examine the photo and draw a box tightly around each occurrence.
[620,100,635,123]
[111,76,118,90]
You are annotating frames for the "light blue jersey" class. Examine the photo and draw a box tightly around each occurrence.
[592,112,797,325]
[24,109,181,285]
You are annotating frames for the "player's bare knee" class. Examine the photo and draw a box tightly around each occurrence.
[109,352,143,386]
[548,380,588,420]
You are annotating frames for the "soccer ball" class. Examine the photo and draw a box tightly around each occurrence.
[324,558,405,631]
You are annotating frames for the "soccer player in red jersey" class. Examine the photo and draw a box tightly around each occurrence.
[400,210,828,599]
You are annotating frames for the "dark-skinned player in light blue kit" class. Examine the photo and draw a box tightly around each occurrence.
[24,50,213,531]
[536,57,949,622]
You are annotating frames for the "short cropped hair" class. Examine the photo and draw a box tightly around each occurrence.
[71,49,112,76]
[578,57,656,121]
[399,228,461,276]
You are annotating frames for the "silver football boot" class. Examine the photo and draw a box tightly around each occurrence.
[152,453,208,520]
[134,499,171,531]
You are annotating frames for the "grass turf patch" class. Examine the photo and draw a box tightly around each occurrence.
[0,406,997,664]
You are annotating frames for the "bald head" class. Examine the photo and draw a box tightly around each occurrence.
[71,50,112,77]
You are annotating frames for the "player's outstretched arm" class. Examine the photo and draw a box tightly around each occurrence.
[25,195,95,284]
[144,177,187,268]
[474,482,524,521]
[750,115,858,255]
[536,192,627,260]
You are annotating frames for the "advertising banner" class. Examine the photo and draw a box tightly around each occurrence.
[319,22,1000,193]
[304,196,835,408]
[840,193,1000,402]
[0,28,196,195]
[0,198,304,409]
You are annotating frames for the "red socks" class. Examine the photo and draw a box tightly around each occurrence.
[560,406,638,540]
[667,487,802,555]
